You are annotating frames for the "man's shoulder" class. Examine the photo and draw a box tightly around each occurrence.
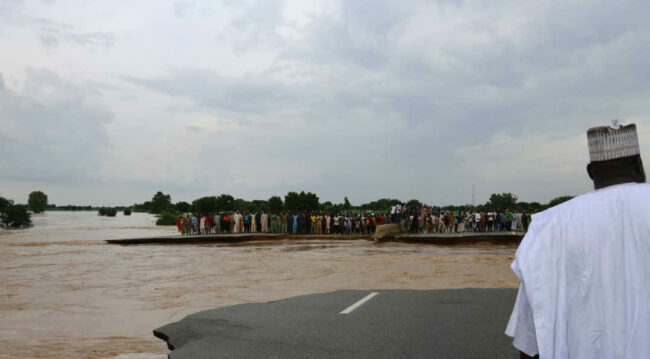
[533,183,650,224]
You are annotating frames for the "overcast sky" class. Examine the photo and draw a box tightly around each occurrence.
[1,0,650,207]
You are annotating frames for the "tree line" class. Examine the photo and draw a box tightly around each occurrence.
[0,189,576,229]
[132,190,575,220]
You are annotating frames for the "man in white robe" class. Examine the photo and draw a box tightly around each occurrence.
[261,212,269,233]
[233,212,241,234]
[506,122,648,359]
[250,212,257,233]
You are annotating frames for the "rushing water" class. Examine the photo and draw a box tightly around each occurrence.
[0,211,519,359]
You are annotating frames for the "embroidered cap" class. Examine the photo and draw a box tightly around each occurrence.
[587,120,640,162]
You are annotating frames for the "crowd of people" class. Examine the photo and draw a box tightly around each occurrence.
[176,212,385,235]
[389,203,531,233]
[175,203,531,235]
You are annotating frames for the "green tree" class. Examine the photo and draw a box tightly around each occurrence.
[0,197,12,226]
[360,198,400,212]
[529,202,543,213]
[28,191,48,213]
[4,204,32,227]
[175,201,192,213]
[150,191,172,214]
[320,201,335,212]
[284,192,300,212]
[407,199,422,208]
[193,196,219,213]
[303,192,319,211]
[133,201,152,213]
[516,201,530,212]
[234,198,255,212]
[343,196,352,211]
[268,196,283,213]
[546,195,574,209]
[0,196,32,228]
[250,200,268,212]
[215,194,235,212]
[284,191,319,212]
[0,197,10,213]
[486,193,519,211]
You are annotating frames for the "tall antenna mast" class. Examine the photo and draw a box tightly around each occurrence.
[472,184,476,207]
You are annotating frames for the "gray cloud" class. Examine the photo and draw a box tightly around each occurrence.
[124,70,289,114]
[2,0,650,205]
[35,19,114,49]
[229,0,286,47]
[121,0,650,205]
[0,68,112,183]
[0,0,21,19]
[0,1,114,49]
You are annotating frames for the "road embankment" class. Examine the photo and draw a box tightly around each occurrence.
[105,231,525,245]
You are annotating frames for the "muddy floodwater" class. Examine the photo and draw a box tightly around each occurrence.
[0,211,519,358]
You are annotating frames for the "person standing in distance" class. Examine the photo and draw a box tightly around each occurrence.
[506,121,647,359]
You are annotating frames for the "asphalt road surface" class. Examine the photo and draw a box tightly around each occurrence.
[154,288,519,359]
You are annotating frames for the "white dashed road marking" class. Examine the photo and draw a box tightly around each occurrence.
[340,292,379,314]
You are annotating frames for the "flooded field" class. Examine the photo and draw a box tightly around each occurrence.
[0,211,519,359]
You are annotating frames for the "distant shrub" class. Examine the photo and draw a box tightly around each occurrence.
[156,210,179,226]
[98,208,117,217]
[123,208,132,216]
[54,205,94,211]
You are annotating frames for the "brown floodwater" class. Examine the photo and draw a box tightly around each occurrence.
[0,211,519,359]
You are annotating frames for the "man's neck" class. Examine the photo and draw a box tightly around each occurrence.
[588,155,645,190]
[593,177,641,190]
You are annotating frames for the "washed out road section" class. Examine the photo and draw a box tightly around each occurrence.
[155,289,519,359]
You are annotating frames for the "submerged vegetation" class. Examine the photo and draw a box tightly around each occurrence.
[156,210,180,226]
[98,208,117,217]
[0,196,32,228]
